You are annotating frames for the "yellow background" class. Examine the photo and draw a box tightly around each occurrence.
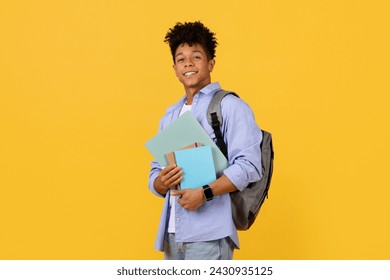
[1,0,389,259]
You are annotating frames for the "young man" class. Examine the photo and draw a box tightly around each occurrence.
[148,21,262,260]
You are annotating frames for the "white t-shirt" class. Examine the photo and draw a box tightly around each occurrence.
[167,103,192,233]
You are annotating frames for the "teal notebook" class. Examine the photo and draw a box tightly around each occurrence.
[145,111,228,177]
[174,146,216,190]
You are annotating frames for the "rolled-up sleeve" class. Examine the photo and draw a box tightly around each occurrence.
[148,160,164,197]
[221,95,263,191]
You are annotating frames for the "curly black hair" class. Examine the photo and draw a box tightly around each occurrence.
[164,21,218,62]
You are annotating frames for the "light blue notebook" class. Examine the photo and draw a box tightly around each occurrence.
[145,111,228,177]
[174,146,216,190]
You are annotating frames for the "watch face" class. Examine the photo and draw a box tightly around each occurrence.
[203,185,214,201]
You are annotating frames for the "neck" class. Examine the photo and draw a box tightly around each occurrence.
[185,88,197,105]
[184,82,211,105]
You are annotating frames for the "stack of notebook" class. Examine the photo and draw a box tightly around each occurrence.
[145,111,229,188]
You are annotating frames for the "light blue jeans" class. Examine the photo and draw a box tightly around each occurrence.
[164,233,234,260]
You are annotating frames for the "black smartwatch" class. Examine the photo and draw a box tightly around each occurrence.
[202,184,214,201]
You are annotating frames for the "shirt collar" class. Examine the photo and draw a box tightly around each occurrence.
[167,82,222,113]
[199,82,221,95]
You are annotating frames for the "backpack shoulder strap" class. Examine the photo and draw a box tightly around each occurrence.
[207,90,239,157]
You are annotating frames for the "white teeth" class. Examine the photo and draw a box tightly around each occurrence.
[184,71,196,76]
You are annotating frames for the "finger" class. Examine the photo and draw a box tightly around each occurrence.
[160,166,179,181]
[160,168,182,187]
[160,164,177,175]
[164,169,183,187]
[170,174,183,188]
[165,166,181,178]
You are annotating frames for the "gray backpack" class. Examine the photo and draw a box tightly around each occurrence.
[207,90,274,230]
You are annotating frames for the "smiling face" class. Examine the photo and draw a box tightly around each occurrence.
[173,43,215,103]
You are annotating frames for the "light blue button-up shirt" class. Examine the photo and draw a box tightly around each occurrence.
[148,82,262,251]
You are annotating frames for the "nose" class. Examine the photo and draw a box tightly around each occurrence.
[184,58,194,67]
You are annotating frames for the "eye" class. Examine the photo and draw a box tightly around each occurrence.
[193,55,201,60]
[176,58,184,63]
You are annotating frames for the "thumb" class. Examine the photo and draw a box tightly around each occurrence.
[171,189,184,196]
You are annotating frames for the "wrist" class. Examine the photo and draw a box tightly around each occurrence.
[202,184,214,201]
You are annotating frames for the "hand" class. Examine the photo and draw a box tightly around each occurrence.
[154,164,183,195]
[171,188,206,211]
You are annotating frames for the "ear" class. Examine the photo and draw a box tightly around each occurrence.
[208,59,215,72]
